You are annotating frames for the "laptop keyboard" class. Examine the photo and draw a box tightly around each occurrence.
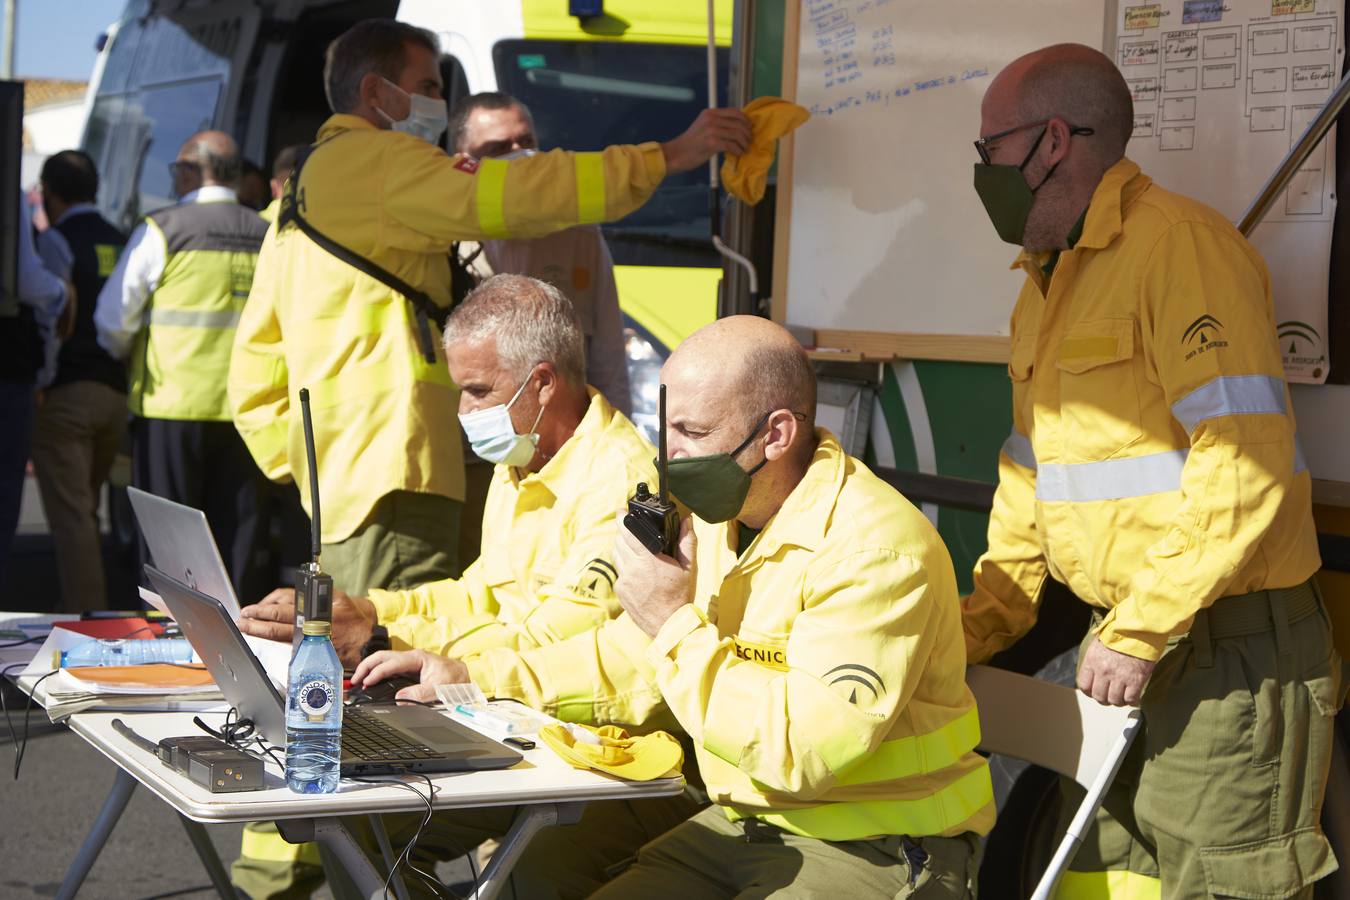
[343,708,441,761]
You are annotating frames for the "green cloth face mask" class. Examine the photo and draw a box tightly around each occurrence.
[665,412,771,524]
[972,122,1093,245]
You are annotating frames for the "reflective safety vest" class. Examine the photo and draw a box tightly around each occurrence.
[467,432,996,842]
[130,201,267,420]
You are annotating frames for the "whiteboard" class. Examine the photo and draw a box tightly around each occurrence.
[782,0,1108,337]
[1113,0,1343,383]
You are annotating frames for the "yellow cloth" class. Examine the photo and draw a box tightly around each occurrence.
[258,197,279,223]
[720,97,809,205]
[228,114,667,541]
[368,389,656,657]
[963,157,1320,664]
[466,432,994,842]
[538,722,683,781]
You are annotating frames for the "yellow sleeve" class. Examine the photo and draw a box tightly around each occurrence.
[228,229,291,482]
[1099,222,1298,660]
[649,548,942,801]
[433,498,625,658]
[464,613,666,727]
[368,559,493,653]
[383,141,667,244]
[961,441,1049,664]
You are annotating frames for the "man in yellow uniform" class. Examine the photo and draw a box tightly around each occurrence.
[95,130,272,604]
[229,18,748,600]
[358,316,995,898]
[964,44,1345,897]
[241,273,696,899]
[257,145,303,224]
[239,273,657,666]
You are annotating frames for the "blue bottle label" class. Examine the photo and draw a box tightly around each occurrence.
[298,679,335,718]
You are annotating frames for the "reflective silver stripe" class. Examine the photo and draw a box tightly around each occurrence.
[1170,375,1287,434]
[1036,450,1188,502]
[149,309,242,328]
[1037,443,1308,502]
[1001,429,1037,471]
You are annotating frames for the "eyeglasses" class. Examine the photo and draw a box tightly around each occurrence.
[973,119,1095,165]
[168,160,201,179]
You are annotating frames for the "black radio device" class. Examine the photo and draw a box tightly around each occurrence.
[294,388,333,647]
[112,720,264,793]
[623,384,679,556]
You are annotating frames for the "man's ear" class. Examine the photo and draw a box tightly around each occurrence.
[762,409,800,463]
[358,72,389,120]
[535,362,560,408]
[1043,117,1073,167]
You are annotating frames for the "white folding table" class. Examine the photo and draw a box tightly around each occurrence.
[10,671,684,900]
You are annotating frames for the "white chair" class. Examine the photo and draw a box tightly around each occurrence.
[967,664,1142,900]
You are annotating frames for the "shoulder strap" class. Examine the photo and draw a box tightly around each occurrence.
[278,142,444,363]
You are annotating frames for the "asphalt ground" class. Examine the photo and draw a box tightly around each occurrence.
[0,712,477,899]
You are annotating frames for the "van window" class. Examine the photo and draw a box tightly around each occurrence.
[493,39,730,268]
[84,3,239,231]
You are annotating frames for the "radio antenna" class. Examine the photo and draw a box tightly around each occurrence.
[299,388,321,562]
[658,384,669,505]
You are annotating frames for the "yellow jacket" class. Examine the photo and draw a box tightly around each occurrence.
[467,432,995,842]
[369,390,656,657]
[964,158,1320,664]
[228,115,667,540]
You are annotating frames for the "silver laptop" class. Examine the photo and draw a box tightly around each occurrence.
[145,566,523,776]
[127,487,242,617]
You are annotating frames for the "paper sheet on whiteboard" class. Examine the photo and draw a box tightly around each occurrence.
[1115,0,1342,383]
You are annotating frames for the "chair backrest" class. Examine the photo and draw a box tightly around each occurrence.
[967,664,1140,790]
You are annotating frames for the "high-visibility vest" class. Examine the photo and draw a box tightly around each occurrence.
[129,201,267,420]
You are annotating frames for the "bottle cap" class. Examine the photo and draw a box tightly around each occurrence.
[302,620,332,636]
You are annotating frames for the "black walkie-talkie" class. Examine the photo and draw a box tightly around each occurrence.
[624,384,680,557]
[293,388,333,650]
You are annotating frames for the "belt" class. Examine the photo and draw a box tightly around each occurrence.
[1185,579,1321,669]
[1195,580,1319,642]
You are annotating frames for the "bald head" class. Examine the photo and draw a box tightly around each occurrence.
[177,130,242,188]
[670,316,816,429]
[663,317,817,524]
[986,44,1133,165]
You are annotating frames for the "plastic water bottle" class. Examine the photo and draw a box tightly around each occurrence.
[285,619,342,794]
[59,637,195,668]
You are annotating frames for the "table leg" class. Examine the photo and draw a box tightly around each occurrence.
[55,768,137,900]
[287,816,392,900]
[177,814,235,900]
[474,802,585,900]
[368,813,411,900]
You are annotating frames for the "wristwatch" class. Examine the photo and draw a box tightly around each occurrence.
[360,624,390,659]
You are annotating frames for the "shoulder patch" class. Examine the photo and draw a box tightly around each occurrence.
[453,156,480,175]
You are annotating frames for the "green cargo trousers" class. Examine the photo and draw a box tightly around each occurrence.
[1056,580,1346,900]
[323,790,705,900]
[590,804,980,899]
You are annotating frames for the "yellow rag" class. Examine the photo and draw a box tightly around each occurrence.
[538,722,684,781]
[721,96,810,205]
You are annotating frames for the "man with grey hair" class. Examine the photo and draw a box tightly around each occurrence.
[94,129,273,604]
[965,44,1338,895]
[241,273,657,669]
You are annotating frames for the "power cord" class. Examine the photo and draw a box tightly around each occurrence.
[349,769,481,900]
[192,708,284,770]
[1,663,57,779]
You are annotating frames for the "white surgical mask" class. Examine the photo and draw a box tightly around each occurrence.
[376,78,448,145]
[459,372,546,467]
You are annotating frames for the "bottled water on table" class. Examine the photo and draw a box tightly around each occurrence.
[285,619,343,794]
[60,637,195,668]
